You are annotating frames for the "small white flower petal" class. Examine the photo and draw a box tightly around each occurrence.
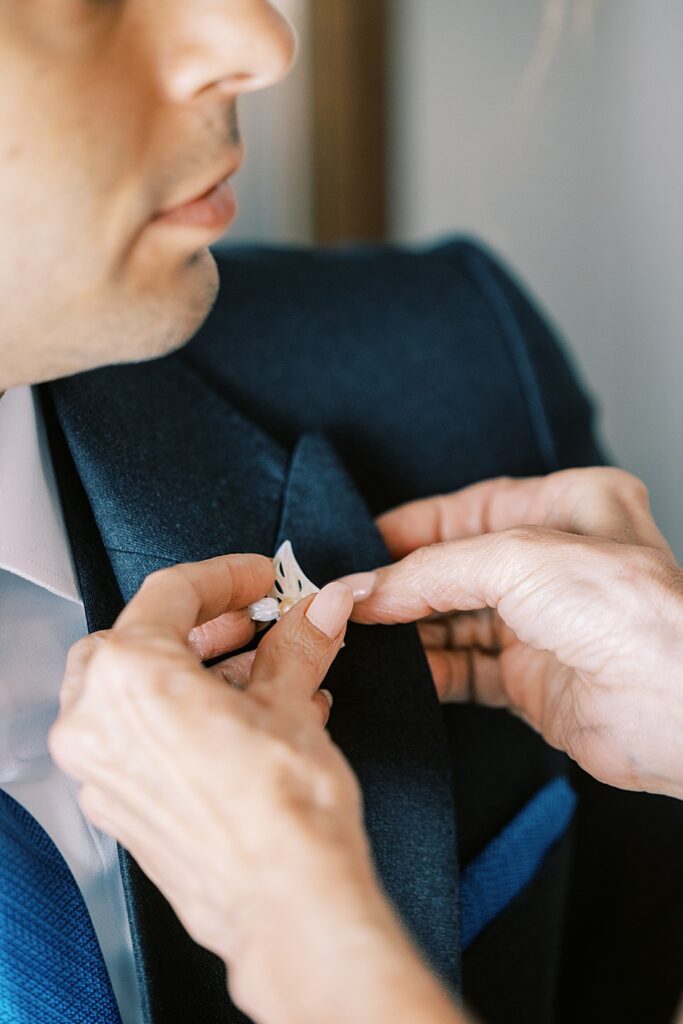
[248,597,281,623]
[271,540,320,603]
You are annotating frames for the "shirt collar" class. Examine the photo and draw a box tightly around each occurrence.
[0,386,81,604]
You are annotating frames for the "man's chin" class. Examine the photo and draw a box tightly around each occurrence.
[12,249,221,389]
[130,246,222,362]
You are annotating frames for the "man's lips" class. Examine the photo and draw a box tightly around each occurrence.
[153,176,238,233]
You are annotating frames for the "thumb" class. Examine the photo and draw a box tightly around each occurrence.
[248,582,354,705]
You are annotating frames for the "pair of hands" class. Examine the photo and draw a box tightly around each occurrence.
[352,466,683,798]
[49,466,683,1024]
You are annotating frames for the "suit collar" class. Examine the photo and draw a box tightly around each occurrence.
[40,385,123,634]
[0,386,80,603]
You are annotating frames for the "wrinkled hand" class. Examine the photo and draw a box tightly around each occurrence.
[348,469,683,799]
[48,554,376,1014]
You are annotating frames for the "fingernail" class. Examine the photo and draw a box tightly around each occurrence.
[337,572,377,602]
[187,628,206,659]
[306,582,354,639]
[319,689,334,709]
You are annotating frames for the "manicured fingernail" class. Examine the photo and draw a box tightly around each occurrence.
[319,689,334,709]
[337,572,377,601]
[306,582,354,639]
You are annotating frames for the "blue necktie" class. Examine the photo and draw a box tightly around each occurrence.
[0,787,123,1024]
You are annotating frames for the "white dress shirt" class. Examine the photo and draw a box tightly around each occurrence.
[0,386,144,1024]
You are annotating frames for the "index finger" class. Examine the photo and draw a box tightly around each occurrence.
[116,553,274,638]
[377,477,544,558]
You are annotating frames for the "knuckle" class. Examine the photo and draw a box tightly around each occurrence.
[262,619,326,676]
[496,526,599,589]
[88,632,164,696]
[140,567,169,590]
[141,564,198,603]
[616,469,650,506]
[218,553,243,580]
[89,630,111,643]
[65,631,103,665]
[404,543,437,575]
[48,715,98,772]
[500,525,596,564]
[401,546,446,605]
[597,467,650,505]
[495,475,516,490]
[290,630,326,673]
[500,524,548,547]
[631,477,651,505]
[91,632,134,674]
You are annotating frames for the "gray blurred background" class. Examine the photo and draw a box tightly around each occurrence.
[227,0,683,557]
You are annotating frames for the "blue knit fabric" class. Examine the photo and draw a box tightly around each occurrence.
[0,787,122,1024]
[460,777,577,950]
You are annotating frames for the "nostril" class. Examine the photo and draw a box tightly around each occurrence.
[214,71,258,96]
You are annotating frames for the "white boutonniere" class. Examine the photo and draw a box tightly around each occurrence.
[248,541,320,623]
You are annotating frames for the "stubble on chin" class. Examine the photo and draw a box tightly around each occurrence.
[100,246,222,368]
[4,246,222,389]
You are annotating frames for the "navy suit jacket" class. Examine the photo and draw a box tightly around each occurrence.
[42,239,683,1024]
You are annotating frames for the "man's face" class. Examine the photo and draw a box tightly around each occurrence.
[0,0,295,389]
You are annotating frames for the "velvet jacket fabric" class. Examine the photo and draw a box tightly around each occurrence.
[42,239,683,1024]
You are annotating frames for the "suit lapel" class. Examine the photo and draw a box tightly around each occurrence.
[44,365,461,1020]
[45,358,288,1024]
[47,355,287,591]
[276,434,461,988]
[40,386,124,633]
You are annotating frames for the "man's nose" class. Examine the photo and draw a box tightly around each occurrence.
[158,0,297,103]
